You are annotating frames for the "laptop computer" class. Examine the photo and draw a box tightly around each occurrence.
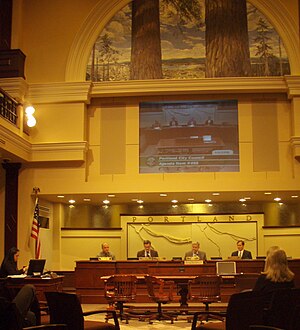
[216,261,237,276]
[27,259,46,277]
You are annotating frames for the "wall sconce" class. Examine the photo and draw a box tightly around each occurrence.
[25,105,36,127]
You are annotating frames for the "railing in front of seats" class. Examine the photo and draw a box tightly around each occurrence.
[0,87,18,125]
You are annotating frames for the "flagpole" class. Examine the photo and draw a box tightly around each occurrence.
[31,187,40,259]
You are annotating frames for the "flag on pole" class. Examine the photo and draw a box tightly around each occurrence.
[31,197,41,259]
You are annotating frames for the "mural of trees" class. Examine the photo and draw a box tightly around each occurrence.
[205,0,251,77]
[131,0,162,79]
[86,0,290,81]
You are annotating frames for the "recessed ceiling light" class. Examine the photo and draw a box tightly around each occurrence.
[291,195,299,198]
[239,198,246,202]
[208,204,213,207]
[171,199,178,203]
[69,199,75,204]
[205,199,212,203]
[160,193,167,197]
[131,198,138,202]
[108,194,115,198]
[103,199,110,204]
[102,205,108,209]
[83,198,91,202]
[244,197,251,200]
[69,205,75,208]
[274,197,281,201]
[188,198,195,201]
[138,205,144,209]
[137,199,144,204]
[264,192,272,195]
[57,195,64,198]
[172,204,178,208]
[279,202,283,206]
[212,192,220,196]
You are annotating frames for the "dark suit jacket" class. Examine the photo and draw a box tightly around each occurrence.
[137,250,158,258]
[231,249,252,259]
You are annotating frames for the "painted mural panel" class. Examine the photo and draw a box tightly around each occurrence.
[86,0,290,81]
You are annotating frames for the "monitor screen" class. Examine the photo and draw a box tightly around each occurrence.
[27,259,46,276]
[139,100,239,173]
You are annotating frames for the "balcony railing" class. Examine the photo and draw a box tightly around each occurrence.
[0,87,18,125]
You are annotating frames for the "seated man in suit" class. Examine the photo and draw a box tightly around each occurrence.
[97,242,116,260]
[137,240,159,258]
[184,241,207,261]
[231,240,252,259]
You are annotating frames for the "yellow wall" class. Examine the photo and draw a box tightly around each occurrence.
[1,0,300,269]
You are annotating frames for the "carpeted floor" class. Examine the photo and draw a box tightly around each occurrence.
[82,303,226,329]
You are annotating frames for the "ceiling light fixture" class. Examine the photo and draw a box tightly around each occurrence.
[160,193,167,197]
[264,192,272,195]
[108,194,115,198]
[103,199,110,204]
[205,199,212,203]
[212,192,220,196]
[57,195,64,198]
[291,195,299,198]
[69,199,75,204]
[239,198,246,202]
[171,199,178,203]
[137,199,144,204]
[83,198,91,202]
[274,197,281,202]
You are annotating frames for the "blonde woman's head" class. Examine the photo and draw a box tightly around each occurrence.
[264,248,294,282]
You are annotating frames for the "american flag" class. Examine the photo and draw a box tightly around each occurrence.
[31,198,41,259]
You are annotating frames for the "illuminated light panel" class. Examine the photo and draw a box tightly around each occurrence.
[69,199,75,204]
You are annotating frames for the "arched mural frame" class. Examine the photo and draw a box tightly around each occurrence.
[65,0,300,82]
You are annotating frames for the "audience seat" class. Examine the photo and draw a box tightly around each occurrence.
[45,291,119,330]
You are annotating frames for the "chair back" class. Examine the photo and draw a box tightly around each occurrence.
[45,292,84,330]
[104,275,137,303]
[144,275,174,302]
[188,275,221,304]
[265,288,300,330]
[226,290,272,330]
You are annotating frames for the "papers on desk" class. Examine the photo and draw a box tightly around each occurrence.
[7,274,26,278]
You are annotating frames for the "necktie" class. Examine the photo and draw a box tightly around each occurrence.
[147,252,150,257]
[239,251,242,258]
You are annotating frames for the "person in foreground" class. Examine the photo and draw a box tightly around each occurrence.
[137,240,159,258]
[253,248,294,293]
[0,283,38,327]
[184,241,207,261]
[231,240,252,259]
[0,247,27,278]
[97,243,116,260]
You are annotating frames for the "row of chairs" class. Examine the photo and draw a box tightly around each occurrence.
[104,274,222,324]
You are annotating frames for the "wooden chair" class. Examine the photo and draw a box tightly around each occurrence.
[104,275,137,323]
[45,291,120,330]
[144,275,175,323]
[188,275,222,323]
[191,290,272,330]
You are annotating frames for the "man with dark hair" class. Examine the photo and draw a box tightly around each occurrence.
[137,240,159,258]
[231,240,252,259]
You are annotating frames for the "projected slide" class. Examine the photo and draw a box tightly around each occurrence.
[139,100,239,173]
